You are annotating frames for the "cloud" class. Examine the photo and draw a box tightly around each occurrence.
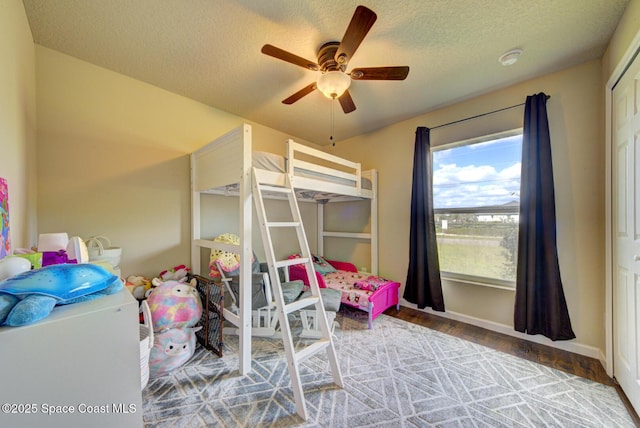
[498,162,521,179]
[433,162,521,208]
[434,164,497,185]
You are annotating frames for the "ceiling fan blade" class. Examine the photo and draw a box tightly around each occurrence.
[282,82,317,104]
[335,6,377,65]
[338,90,356,114]
[350,66,410,80]
[261,44,319,71]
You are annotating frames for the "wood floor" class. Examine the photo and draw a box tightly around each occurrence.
[384,306,640,426]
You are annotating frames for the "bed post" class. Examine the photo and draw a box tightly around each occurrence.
[190,153,201,275]
[317,203,324,256]
[238,124,253,375]
[371,170,378,276]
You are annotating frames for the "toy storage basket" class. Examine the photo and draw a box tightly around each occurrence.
[85,236,122,267]
[139,300,154,389]
[191,275,224,357]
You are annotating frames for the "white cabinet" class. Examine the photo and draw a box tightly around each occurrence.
[0,289,143,428]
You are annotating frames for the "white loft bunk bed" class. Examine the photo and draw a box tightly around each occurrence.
[190,123,377,375]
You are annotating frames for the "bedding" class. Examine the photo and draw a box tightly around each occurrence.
[323,271,390,308]
[252,151,285,173]
[311,255,337,274]
[220,151,373,200]
[254,151,373,190]
[288,257,400,329]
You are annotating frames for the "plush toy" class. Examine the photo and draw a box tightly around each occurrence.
[146,279,202,332]
[0,263,123,326]
[149,326,201,378]
[146,277,203,378]
[208,233,260,278]
[125,275,152,300]
[0,256,31,281]
[157,264,190,283]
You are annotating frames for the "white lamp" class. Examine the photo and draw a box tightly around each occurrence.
[316,71,351,99]
[38,233,69,252]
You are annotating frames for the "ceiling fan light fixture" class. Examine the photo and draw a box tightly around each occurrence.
[317,71,351,99]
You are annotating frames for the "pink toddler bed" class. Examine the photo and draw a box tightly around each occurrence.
[288,257,400,329]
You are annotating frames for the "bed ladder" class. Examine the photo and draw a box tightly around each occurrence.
[251,167,343,420]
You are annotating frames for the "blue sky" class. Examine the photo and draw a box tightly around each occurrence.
[432,135,522,209]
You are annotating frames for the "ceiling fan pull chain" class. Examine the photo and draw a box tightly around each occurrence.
[330,98,336,146]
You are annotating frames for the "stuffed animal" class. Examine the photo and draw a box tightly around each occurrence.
[0,263,123,326]
[146,277,203,378]
[146,279,202,332]
[149,326,201,378]
[0,256,31,281]
[125,275,151,300]
[208,233,260,278]
[157,264,190,282]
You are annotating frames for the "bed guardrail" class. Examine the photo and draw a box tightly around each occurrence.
[287,139,361,186]
[287,139,368,197]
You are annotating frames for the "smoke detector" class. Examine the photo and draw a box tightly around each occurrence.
[498,49,523,66]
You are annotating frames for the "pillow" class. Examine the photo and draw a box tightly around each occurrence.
[227,273,269,310]
[312,255,337,275]
[281,280,304,304]
[300,288,341,312]
[288,253,337,275]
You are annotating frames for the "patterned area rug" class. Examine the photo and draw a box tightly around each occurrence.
[143,310,635,427]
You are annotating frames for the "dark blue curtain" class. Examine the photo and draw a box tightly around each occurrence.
[514,93,575,341]
[404,127,445,311]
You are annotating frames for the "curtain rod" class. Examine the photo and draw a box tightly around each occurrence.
[429,95,550,131]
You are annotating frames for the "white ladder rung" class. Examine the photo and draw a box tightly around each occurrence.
[259,184,292,194]
[267,221,301,228]
[295,339,330,363]
[284,296,320,314]
[275,257,310,269]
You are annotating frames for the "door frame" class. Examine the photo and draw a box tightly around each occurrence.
[605,29,640,377]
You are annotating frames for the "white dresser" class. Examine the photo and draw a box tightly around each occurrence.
[0,289,143,428]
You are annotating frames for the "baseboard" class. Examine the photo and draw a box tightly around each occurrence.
[399,300,604,364]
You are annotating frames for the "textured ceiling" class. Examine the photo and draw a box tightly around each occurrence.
[22,0,629,146]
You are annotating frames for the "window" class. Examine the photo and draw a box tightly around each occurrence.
[432,130,522,288]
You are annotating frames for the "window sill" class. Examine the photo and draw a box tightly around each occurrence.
[441,274,516,291]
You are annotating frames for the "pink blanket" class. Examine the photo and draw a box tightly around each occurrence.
[353,275,390,292]
[322,271,393,308]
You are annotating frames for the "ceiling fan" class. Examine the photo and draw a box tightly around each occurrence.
[261,5,409,114]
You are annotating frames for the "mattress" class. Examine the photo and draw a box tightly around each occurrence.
[322,270,380,308]
[252,151,285,173]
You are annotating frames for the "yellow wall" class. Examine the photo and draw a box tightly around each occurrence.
[0,0,37,251]
[35,46,320,278]
[603,0,640,78]
[8,0,639,356]
[331,59,606,351]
